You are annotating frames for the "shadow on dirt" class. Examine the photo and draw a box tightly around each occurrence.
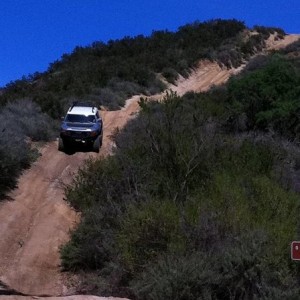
[0,280,26,295]
[61,143,99,156]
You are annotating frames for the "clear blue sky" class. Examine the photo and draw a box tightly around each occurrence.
[0,0,299,87]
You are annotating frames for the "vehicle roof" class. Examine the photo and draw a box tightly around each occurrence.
[67,106,98,116]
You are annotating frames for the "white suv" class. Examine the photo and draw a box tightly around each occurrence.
[58,102,103,153]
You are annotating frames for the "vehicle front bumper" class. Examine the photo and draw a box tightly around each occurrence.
[60,131,100,144]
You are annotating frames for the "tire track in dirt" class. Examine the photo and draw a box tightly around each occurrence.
[0,144,87,296]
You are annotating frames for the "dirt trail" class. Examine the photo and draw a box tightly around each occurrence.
[266,33,300,50]
[0,97,140,298]
[0,34,299,299]
[169,60,243,96]
[170,33,300,96]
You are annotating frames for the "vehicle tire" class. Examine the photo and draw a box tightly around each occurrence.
[58,137,65,152]
[92,136,100,153]
[99,134,103,147]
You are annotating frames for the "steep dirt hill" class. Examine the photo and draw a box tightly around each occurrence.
[0,97,140,297]
[0,33,299,300]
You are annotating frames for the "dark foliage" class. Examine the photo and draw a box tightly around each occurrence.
[253,25,285,38]
[132,231,299,300]
[0,20,279,118]
[280,39,300,55]
[0,99,57,198]
[226,55,300,137]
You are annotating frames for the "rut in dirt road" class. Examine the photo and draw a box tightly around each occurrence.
[0,141,85,296]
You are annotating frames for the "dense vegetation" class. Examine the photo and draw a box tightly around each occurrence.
[61,46,300,299]
[0,20,283,118]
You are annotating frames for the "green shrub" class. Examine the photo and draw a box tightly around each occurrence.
[240,55,270,74]
[0,136,34,198]
[65,157,124,211]
[227,55,300,136]
[253,25,285,37]
[132,252,217,300]
[132,231,299,300]
[61,203,121,271]
[161,67,179,84]
[1,99,58,141]
[117,200,184,272]
[0,98,57,198]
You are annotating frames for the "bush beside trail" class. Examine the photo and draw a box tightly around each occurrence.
[0,99,57,199]
[227,55,300,137]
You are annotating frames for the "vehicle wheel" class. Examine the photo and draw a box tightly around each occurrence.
[58,137,65,152]
[92,137,100,153]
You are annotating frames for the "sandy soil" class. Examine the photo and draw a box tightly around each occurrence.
[0,33,298,299]
[266,33,300,50]
[169,59,243,96]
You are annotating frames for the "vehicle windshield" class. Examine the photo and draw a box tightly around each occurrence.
[65,114,96,123]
